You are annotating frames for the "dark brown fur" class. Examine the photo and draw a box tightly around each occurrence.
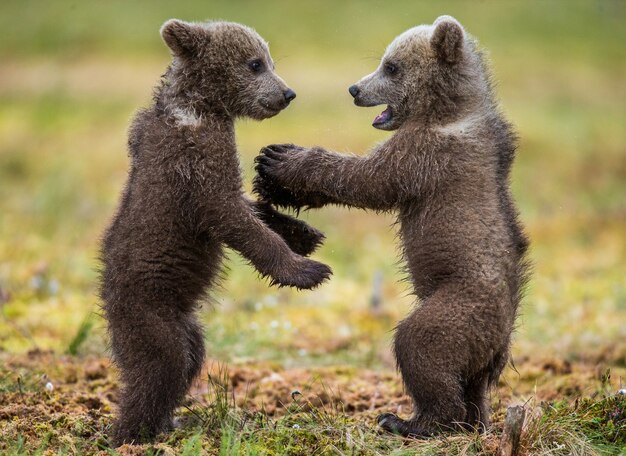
[254,16,529,436]
[100,19,330,446]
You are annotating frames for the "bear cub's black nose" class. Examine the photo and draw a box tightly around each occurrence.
[284,89,297,103]
[348,85,360,98]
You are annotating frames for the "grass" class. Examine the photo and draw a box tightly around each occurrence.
[1,0,625,454]
[2,354,625,455]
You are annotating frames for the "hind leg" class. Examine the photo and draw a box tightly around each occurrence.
[378,297,468,437]
[184,315,206,388]
[170,314,206,430]
[464,372,490,432]
[107,306,198,446]
[465,348,509,432]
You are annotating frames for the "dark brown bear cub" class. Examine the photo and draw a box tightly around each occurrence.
[255,16,529,436]
[100,19,331,446]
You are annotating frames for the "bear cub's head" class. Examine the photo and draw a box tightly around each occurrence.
[349,16,486,130]
[161,19,295,120]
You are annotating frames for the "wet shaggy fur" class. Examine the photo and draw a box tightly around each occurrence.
[100,19,331,446]
[255,16,529,437]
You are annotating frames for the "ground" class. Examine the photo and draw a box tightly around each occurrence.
[0,1,625,455]
[2,350,625,455]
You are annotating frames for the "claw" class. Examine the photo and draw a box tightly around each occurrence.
[277,143,305,152]
[377,413,405,435]
[264,143,305,156]
[261,144,285,155]
[377,413,394,425]
[268,143,291,150]
[268,258,332,290]
[262,148,286,160]
[257,155,279,167]
[377,413,432,438]
[255,163,278,179]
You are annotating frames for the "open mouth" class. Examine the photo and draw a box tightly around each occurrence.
[372,106,393,128]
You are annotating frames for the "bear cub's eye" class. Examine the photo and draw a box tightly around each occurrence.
[248,59,264,73]
[384,62,398,76]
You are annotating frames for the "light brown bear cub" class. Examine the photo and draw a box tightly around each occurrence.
[100,20,331,446]
[255,16,529,436]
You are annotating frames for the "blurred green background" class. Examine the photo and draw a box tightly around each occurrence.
[0,0,624,369]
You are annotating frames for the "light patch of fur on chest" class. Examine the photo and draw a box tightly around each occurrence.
[434,114,483,136]
[172,107,203,129]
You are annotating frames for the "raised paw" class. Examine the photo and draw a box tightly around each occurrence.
[254,144,307,187]
[281,219,325,256]
[255,144,303,180]
[377,413,433,438]
[271,257,332,290]
[263,143,308,156]
[254,155,331,210]
[256,203,325,256]
[253,170,303,210]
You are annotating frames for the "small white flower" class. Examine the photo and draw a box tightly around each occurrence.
[254,302,263,311]
[618,389,626,395]
[283,320,292,330]
[264,296,278,307]
[338,325,351,338]
[48,279,60,295]
[45,382,54,391]
[270,320,279,329]
[260,372,284,383]
[298,348,308,357]
[30,276,44,291]
[292,424,300,429]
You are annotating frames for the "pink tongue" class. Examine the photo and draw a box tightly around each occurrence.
[373,107,391,125]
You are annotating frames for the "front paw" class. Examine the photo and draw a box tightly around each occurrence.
[255,202,325,256]
[283,219,325,257]
[254,145,329,210]
[254,144,305,189]
[253,170,302,210]
[264,143,309,156]
[271,257,332,290]
[255,144,303,180]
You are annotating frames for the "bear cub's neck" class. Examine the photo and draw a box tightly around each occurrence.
[154,65,235,130]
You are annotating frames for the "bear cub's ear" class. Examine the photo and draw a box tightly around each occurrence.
[160,19,203,58]
[431,16,465,64]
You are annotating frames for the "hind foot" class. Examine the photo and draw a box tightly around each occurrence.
[111,415,174,447]
[377,413,435,438]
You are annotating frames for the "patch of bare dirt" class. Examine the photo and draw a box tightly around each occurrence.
[1,349,624,453]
